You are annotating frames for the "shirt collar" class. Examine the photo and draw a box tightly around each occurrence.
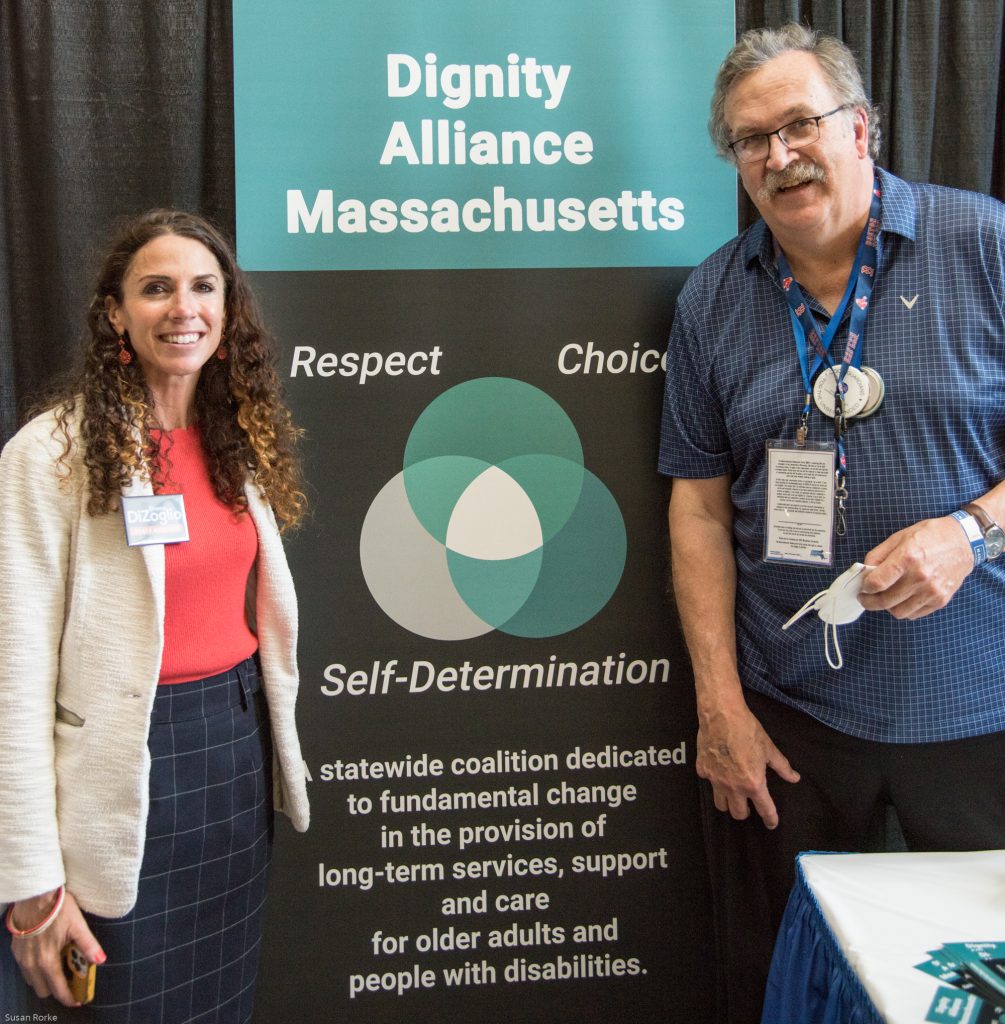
[873,166,917,242]
[742,166,918,270]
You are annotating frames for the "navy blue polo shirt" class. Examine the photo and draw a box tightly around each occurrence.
[658,168,1005,742]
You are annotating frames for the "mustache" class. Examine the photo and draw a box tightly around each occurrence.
[757,162,826,203]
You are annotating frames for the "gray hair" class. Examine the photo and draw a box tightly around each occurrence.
[709,23,881,162]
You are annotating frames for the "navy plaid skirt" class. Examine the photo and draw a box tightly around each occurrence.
[70,655,274,1023]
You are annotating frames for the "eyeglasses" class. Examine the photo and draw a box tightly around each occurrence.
[729,105,850,163]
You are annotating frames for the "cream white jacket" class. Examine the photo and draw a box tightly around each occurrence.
[0,409,310,917]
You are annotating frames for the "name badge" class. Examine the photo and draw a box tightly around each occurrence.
[764,440,835,566]
[121,494,190,547]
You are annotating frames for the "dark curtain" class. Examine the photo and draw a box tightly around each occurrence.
[2,0,1004,446]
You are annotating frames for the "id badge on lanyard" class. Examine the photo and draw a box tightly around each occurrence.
[764,440,836,565]
[763,176,883,563]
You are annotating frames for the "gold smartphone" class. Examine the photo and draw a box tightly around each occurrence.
[62,942,96,1004]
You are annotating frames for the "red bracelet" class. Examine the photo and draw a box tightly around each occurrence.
[5,886,65,937]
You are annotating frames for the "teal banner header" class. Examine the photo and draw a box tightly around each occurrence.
[234,0,736,269]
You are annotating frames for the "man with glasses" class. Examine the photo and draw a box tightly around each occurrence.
[659,23,1005,1023]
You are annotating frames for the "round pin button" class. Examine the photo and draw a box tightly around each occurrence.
[858,366,886,418]
[813,365,870,418]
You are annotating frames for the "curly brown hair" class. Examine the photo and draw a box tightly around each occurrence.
[52,209,306,531]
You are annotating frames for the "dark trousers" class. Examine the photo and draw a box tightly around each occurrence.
[703,688,1005,1024]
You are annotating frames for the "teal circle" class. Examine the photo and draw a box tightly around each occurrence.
[403,378,583,541]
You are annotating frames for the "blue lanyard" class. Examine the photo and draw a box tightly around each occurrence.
[775,177,882,534]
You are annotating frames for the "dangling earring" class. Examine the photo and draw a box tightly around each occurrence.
[216,331,228,360]
[117,334,133,365]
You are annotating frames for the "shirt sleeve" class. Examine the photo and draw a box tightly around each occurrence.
[657,276,734,480]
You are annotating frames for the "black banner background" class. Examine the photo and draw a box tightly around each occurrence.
[250,266,713,1023]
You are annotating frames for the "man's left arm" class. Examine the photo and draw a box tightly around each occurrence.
[858,483,1005,619]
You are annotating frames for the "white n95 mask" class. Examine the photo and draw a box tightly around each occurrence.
[782,562,872,670]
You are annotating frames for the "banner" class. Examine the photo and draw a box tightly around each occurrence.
[234,2,735,1020]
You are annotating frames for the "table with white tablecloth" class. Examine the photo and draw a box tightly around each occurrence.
[762,850,1005,1024]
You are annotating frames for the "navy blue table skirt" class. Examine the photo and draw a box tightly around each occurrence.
[762,854,883,1024]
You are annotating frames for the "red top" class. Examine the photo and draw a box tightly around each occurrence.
[153,426,258,684]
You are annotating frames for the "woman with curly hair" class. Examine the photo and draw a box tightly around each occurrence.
[0,209,310,1021]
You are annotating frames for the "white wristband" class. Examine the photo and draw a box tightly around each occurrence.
[951,510,987,566]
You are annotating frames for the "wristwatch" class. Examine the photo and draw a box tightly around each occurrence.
[963,502,1005,560]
